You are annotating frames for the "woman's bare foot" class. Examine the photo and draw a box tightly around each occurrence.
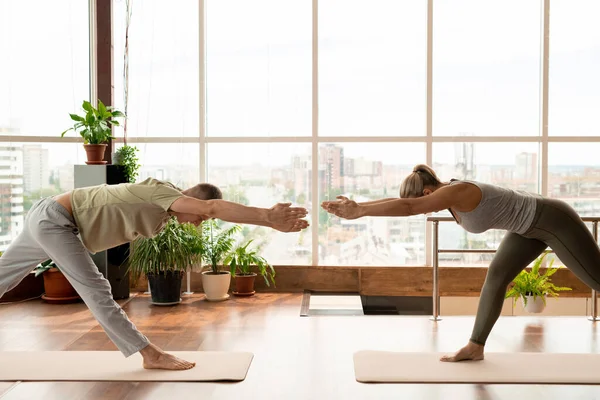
[140,343,196,370]
[440,341,485,362]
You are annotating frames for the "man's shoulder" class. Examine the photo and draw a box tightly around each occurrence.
[135,177,177,189]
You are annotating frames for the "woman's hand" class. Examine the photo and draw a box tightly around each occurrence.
[321,196,364,220]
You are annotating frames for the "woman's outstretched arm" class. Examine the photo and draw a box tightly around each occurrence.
[322,185,464,219]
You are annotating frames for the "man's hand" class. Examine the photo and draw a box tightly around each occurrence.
[321,196,364,220]
[266,203,308,226]
[271,218,310,233]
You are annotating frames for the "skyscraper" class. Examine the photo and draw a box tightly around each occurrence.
[319,144,344,194]
[0,145,24,251]
[23,144,50,194]
[515,152,538,182]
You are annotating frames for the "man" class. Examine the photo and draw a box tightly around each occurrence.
[0,177,308,370]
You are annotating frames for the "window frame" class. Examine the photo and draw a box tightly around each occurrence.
[3,0,598,266]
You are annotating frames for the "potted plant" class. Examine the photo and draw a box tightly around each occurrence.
[505,252,572,313]
[200,220,241,301]
[225,240,275,296]
[128,218,201,306]
[34,260,80,304]
[113,145,140,183]
[60,100,125,164]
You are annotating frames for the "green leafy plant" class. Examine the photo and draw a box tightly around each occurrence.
[114,145,140,183]
[60,100,125,144]
[34,259,58,277]
[201,220,241,275]
[225,240,275,286]
[505,252,572,306]
[127,218,202,281]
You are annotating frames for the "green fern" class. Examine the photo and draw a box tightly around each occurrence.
[505,252,572,306]
[127,217,202,281]
[201,220,241,274]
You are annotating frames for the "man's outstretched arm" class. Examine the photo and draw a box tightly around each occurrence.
[170,196,309,232]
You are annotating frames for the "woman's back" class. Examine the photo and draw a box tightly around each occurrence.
[449,180,540,235]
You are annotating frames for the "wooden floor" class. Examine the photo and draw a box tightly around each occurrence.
[1,293,600,399]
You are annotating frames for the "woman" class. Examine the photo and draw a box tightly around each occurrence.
[321,164,600,362]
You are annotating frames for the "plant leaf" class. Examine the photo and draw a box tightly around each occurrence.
[69,113,85,122]
[82,100,93,112]
[60,128,73,137]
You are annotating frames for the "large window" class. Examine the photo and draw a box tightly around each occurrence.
[319,143,426,265]
[0,1,89,137]
[109,0,600,267]
[433,0,542,137]
[548,0,600,137]
[0,0,89,250]
[112,0,199,138]
[319,0,427,137]
[5,2,595,264]
[207,143,312,265]
[206,0,311,137]
[433,143,540,266]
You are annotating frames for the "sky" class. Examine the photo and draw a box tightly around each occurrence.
[1,0,599,169]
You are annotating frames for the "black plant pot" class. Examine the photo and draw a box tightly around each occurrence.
[147,271,183,306]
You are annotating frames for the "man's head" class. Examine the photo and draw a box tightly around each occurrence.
[173,183,223,225]
[182,183,223,201]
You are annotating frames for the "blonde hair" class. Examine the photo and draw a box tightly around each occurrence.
[400,164,442,198]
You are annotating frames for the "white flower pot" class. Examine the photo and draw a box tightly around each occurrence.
[201,271,231,301]
[523,295,546,313]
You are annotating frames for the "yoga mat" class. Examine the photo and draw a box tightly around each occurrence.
[354,350,600,384]
[0,351,253,382]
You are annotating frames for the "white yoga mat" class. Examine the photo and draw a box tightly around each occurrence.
[0,351,253,382]
[354,350,600,384]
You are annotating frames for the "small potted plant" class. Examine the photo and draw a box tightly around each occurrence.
[128,218,201,305]
[34,260,80,304]
[113,144,140,183]
[225,240,275,296]
[200,220,241,301]
[60,100,125,164]
[505,252,572,313]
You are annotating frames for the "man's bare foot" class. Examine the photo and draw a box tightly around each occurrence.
[140,343,196,370]
[440,341,484,362]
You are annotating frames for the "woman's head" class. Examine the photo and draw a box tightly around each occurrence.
[400,164,442,198]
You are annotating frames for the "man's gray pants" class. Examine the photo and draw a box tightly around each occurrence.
[0,197,149,357]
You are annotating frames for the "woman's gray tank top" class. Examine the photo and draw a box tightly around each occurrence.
[448,180,540,235]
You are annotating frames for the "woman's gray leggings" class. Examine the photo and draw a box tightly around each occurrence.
[471,197,600,345]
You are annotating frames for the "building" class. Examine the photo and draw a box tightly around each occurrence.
[454,142,475,179]
[56,165,75,191]
[292,154,311,201]
[515,152,538,182]
[319,144,344,194]
[0,146,25,251]
[23,144,50,194]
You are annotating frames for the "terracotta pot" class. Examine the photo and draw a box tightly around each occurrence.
[83,144,107,165]
[201,271,231,301]
[234,273,256,296]
[42,269,80,304]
